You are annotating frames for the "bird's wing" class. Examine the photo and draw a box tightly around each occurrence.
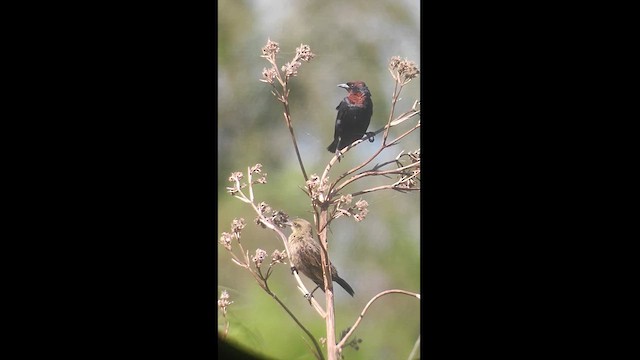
[306,242,322,266]
[333,100,349,138]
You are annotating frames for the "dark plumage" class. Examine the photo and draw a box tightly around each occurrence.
[287,218,355,297]
[327,81,373,155]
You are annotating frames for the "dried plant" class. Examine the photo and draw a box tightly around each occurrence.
[218,39,420,360]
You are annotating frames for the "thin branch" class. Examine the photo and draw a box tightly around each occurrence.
[386,120,421,147]
[370,159,402,171]
[350,185,421,197]
[262,284,325,360]
[317,210,337,360]
[407,335,420,360]
[331,161,420,195]
[263,44,310,182]
[247,167,255,202]
[383,79,402,143]
[282,107,309,182]
[223,225,325,359]
[336,289,420,351]
[223,318,229,339]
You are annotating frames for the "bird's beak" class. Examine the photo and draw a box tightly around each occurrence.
[337,83,349,90]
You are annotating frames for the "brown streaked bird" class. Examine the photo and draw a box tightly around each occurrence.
[327,81,374,156]
[287,218,354,297]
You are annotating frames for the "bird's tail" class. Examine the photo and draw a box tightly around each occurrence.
[327,141,337,153]
[334,276,355,297]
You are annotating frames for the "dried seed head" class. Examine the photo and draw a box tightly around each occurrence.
[351,199,370,222]
[260,67,277,84]
[389,56,420,84]
[270,249,288,265]
[218,290,233,316]
[305,174,329,200]
[228,171,243,182]
[252,248,268,267]
[261,38,280,57]
[339,194,353,205]
[250,163,263,174]
[257,201,272,215]
[219,232,232,251]
[389,56,402,71]
[296,44,315,62]
[271,210,290,228]
[231,218,246,237]
[282,61,302,77]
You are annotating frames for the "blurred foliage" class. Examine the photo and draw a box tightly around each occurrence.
[218,0,420,359]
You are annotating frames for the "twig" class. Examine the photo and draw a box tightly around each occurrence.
[350,185,421,197]
[407,335,420,360]
[331,161,420,195]
[263,284,325,360]
[317,210,337,359]
[336,289,420,350]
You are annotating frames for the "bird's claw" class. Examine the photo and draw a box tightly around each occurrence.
[290,266,297,275]
[366,132,375,143]
[335,149,342,162]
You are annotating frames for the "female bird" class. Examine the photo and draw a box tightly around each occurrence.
[287,218,355,297]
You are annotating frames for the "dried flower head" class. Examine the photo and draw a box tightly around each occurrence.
[282,61,302,77]
[252,248,268,267]
[218,290,233,316]
[389,56,420,84]
[231,218,246,237]
[408,149,420,162]
[352,199,369,222]
[394,150,420,189]
[296,44,315,62]
[389,56,402,70]
[305,174,329,200]
[306,174,320,186]
[261,38,280,58]
[355,199,368,211]
[339,327,362,351]
[250,165,268,184]
[219,232,233,251]
[397,168,420,189]
[271,210,290,228]
[399,59,420,80]
[250,164,263,174]
[228,171,243,182]
[270,249,287,265]
[339,194,353,205]
[260,67,277,84]
[257,201,272,215]
[249,164,267,184]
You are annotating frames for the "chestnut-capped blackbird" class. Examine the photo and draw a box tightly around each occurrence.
[287,218,355,297]
[327,81,374,155]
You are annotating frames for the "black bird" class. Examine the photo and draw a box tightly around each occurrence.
[327,81,374,156]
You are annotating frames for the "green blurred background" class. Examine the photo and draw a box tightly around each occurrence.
[218,0,421,358]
